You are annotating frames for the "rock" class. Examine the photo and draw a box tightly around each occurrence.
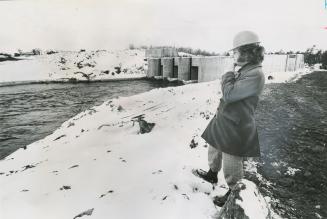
[304,171,312,177]
[102,70,110,74]
[67,122,75,128]
[215,179,271,219]
[114,66,121,73]
[189,139,198,149]
[117,105,124,112]
[131,114,155,134]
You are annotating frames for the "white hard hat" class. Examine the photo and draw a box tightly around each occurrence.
[232,30,260,50]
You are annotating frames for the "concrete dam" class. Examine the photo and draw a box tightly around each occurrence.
[146,49,304,83]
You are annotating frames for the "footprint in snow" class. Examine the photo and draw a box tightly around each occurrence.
[22,165,36,171]
[99,190,114,198]
[182,193,190,200]
[69,165,79,169]
[119,157,127,163]
[53,134,66,141]
[73,208,94,219]
[152,170,163,175]
[60,185,71,191]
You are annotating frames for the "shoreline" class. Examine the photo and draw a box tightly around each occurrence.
[0,76,194,88]
[0,77,148,88]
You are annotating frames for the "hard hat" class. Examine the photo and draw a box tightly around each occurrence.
[232,31,260,50]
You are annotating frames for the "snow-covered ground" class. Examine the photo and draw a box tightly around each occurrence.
[0,49,147,83]
[0,65,311,219]
[265,69,311,84]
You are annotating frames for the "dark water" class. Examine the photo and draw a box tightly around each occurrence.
[0,80,179,160]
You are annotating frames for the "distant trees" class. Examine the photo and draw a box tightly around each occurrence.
[128,44,136,50]
[321,51,327,69]
[304,45,322,66]
[127,44,219,56]
[176,47,219,56]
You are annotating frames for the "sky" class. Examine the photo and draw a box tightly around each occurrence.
[0,0,326,53]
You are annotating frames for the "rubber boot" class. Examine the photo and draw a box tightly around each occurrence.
[195,169,218,184]
[213,188,232,207]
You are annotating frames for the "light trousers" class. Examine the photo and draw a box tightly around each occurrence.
[208,145,244,189]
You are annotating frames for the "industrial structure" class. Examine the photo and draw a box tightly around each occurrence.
[146,49,305,83]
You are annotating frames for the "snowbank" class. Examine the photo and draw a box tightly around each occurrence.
[264,68,311,84]
[0,49,147,83]
[216,179,271,219]
[0,68,312,219]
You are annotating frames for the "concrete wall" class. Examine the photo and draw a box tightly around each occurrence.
[262,55,288,73]
[147,58,161,77]
[147,54,305,82]
[161,58,174,78]
[295,54,305,69]
[286,54,297,71]
[263,54,305,73]
[174,57,191,81]
[193,56,234,82]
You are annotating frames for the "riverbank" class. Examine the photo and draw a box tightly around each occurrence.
[0,68,315,219]
[0,79,181,160]
[0,49,147,83]
[0,77,149,88]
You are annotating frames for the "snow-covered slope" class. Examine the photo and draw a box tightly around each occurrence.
[0,68,311,219]
[0,49,147,83]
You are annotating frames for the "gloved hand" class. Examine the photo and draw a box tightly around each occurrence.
[221,71,236,86]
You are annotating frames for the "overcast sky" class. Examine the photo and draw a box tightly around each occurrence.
[0,0,326,53]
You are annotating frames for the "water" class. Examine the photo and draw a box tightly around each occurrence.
[0,80,179,160]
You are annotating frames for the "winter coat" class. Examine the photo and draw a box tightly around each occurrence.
[201,63,265,157]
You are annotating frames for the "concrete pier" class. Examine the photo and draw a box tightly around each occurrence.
[147,58,161,77]
[161,58,174,78]
[174,57,191,81]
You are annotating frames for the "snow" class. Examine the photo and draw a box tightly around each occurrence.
[265,68,311,84]
[0,49,147,83]
[235,179,270,219]
[0,58,313,218]
[178,52,197,57]
[285,167,300,176]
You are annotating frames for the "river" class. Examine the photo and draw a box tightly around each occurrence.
[0,79,179,160]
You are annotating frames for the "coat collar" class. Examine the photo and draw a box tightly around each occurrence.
[238,62,262,74]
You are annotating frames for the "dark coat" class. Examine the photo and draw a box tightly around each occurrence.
[201,63,265,157]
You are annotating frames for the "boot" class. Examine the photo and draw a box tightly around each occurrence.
[213,189,231,207]
[194,169,218,184]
